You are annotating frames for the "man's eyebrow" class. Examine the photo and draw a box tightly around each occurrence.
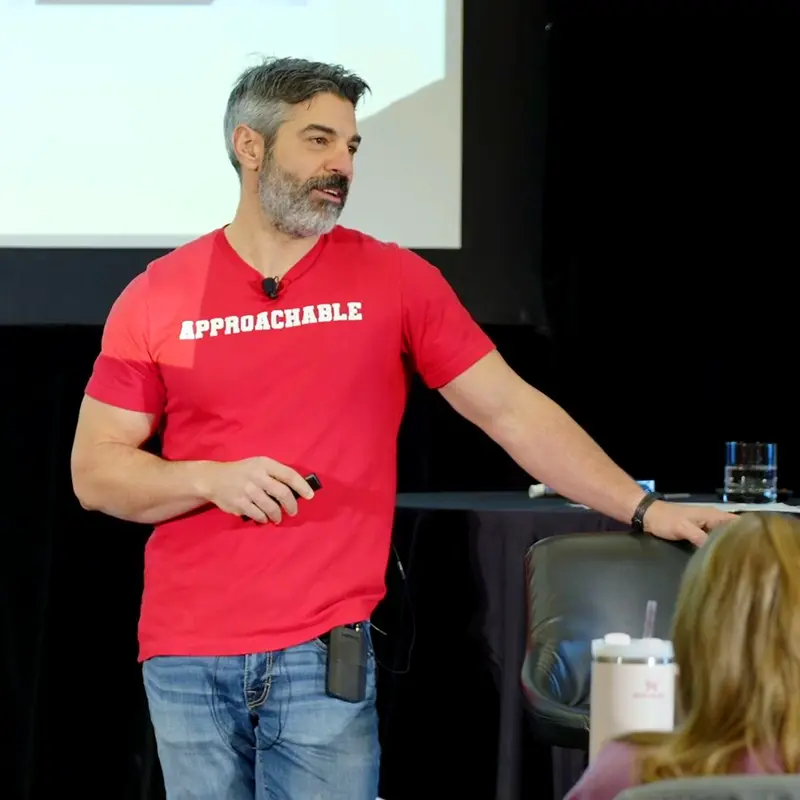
[300,124,362,144]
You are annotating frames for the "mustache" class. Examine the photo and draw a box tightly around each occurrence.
[307,174,350,197]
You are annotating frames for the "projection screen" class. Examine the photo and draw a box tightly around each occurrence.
[0,0,462,249]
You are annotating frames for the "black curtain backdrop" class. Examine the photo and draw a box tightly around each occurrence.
[540,0,800,482]
[3,1,800,799]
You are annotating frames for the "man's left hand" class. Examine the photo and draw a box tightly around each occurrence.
[643,501,738,547]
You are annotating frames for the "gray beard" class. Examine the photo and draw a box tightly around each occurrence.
[258,157,344,239]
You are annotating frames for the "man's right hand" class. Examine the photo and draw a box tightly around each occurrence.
[197,457,316,524]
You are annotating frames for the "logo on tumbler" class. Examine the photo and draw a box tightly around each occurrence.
[633,679,665,699]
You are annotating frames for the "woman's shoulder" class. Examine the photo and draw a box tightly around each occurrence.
[565,741,641,800]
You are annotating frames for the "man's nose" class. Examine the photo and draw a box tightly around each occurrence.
[325,150,354,180]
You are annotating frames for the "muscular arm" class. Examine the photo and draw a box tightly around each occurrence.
[439,351,646,525]
[71,395,211,525]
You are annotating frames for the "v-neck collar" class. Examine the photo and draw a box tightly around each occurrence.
[214,226,329,297]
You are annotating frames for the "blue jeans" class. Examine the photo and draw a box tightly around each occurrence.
[142,633,380,800]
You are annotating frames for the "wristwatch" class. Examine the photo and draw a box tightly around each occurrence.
[631,491,664,533]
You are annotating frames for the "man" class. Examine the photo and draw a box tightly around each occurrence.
[70,57,733,800]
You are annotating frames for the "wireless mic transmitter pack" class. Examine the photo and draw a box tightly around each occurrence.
[325,623,368,704]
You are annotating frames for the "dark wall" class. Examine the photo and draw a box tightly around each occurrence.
[540,0,800,491]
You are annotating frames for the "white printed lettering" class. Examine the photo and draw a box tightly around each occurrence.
[176,300,364,340]
[179,320,195,340]
[195,319,210,338]
[240,314,254,332]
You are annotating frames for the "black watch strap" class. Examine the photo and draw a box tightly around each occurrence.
[631,491,664,533]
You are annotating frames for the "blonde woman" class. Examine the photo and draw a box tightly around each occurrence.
[567,512,800,800]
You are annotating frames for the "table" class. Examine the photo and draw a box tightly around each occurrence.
[388,492,628,800]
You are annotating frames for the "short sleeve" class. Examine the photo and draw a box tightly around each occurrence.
[85,272,166,416]
[399,249,495,389]
[564,742,640,800]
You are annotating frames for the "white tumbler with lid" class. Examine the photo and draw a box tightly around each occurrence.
[589,633,676,763]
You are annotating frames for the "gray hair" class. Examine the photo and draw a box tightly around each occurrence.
[223,57,370,175]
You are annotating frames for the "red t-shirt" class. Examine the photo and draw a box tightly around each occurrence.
[86,226,495,661]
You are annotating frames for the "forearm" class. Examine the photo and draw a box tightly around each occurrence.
[487,383,646,524]
[72,442,212,525]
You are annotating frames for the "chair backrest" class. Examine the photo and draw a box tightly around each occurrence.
[525,531,693,645]
[616,775,800,799]
[520,532,693,747]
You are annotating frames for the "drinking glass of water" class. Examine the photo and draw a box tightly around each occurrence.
[723,442,778,503]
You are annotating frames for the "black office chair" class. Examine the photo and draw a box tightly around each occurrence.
[520,531,693,751]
